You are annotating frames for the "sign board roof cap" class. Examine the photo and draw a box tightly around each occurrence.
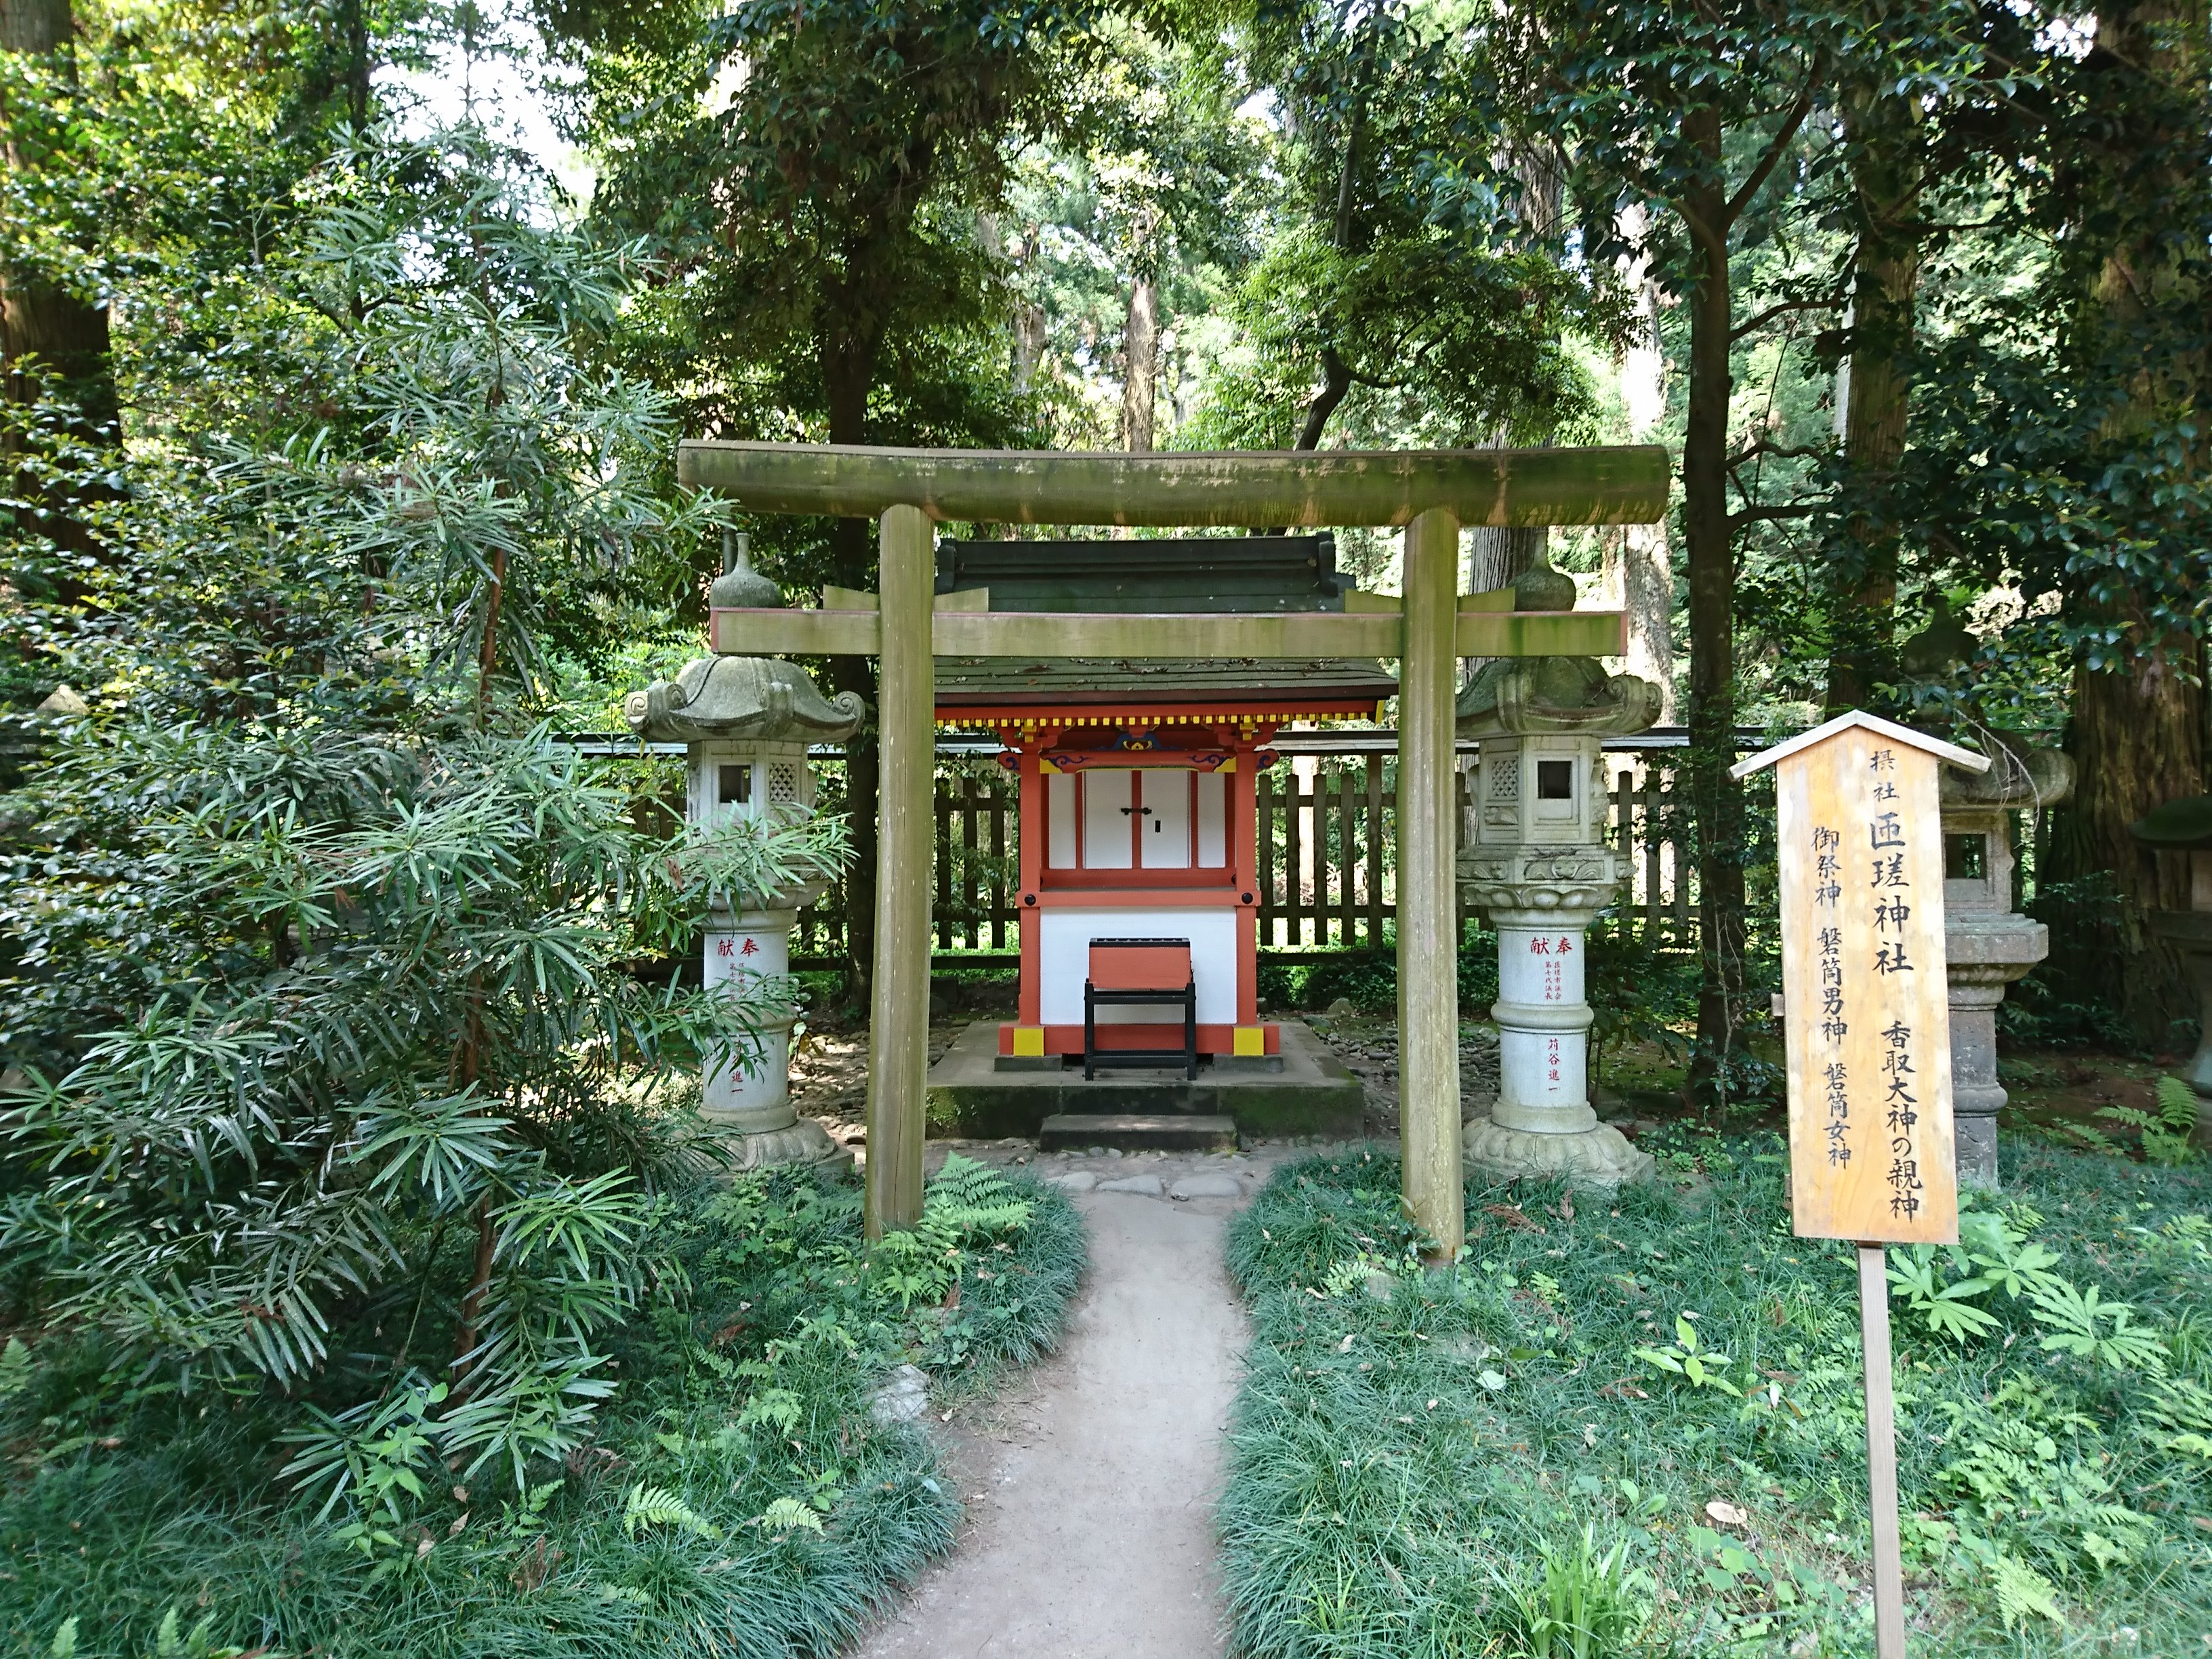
[1728,710,1993,781]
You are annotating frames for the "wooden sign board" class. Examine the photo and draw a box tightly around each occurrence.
[1735,712,1988,1245]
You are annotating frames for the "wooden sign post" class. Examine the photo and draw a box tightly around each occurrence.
[1733,711,1988,1659]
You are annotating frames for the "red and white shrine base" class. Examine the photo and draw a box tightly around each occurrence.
[940,702,1388,1066]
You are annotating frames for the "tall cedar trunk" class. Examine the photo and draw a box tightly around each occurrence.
[1679,106,1748,1107]
[1465,527,1544,595]
[1460,149,1565,620]
[2047,650,2200,1043]
[2041,0,2209,1046]
[1012,301,1046,392]
[1602,523,1677,720]
[1824,94,1920,712]
[1612,216,1677,720]
[825,328,881,1001]
[1120,274,1159,451]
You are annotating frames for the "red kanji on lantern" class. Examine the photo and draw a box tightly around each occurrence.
[739,937,759,957]
[1529,937,1551,954]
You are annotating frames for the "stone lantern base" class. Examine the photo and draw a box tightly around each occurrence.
[1463,1117,1655,1188]
[710,1111,853,1174]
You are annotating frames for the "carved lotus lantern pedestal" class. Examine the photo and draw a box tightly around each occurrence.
[1456,565,1660,1188]
[2128,794,2212,1139]
[625,537,865,1170]
[1940,739,2071,1187]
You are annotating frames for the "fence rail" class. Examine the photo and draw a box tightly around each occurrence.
[790,743,1701,965]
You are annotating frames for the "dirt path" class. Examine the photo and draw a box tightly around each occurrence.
[855,1154,1288,1659]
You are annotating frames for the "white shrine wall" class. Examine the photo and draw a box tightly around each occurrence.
[1036,906,1237,1026]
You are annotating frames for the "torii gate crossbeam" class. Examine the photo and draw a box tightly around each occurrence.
[678,443,1672,1253]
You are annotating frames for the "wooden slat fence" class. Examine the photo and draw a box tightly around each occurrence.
[791,747,1700,962]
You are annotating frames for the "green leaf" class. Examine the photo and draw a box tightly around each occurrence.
[623,1481,722,1540]
[758,1496,825,1534]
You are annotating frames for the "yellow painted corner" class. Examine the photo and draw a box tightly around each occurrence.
[1012,1026,1046,1057]
[1232,1026,1265,1057]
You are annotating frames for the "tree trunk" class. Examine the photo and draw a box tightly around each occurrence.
[1012,302,1046,392]
[1612,211,1677,720]
[1601,524,1677,720]
[0,0,115,434]
[1294,70,1367,453]
[1677,107,1747,1109]
[823,328,882,1002]
[1824,94,1921,714]
[1120,274,1158,451]
[1295,348,1352,450]
[2046,646,2201,1045]
[1465,526,1544,594]
[2041,0,2209,1047]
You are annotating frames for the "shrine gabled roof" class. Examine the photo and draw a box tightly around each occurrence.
[930,535,1397,713]
[932,654,1397,710]
[936,533,1347,611]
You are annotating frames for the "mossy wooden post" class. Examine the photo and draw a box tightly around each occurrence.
[1399,508,1464,1260]
[865,504,933,1240]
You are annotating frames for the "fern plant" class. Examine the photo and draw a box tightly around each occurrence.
[2094,1076,2205,1166]
[1888,1202,2169,1372]
[623,1481,723,1540]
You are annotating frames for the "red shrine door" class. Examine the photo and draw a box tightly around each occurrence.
[1000,735,1274,1063]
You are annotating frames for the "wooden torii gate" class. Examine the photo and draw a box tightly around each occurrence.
[682,442,1671,1252]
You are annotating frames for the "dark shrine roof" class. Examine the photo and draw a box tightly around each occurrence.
[932,534,1398,710]
[933,654,1398,706]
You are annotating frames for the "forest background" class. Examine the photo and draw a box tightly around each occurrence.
[6,0,2211,1084]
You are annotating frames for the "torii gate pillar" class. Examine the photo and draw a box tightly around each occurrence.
[867,504,934,1237]
[1399,510,1463,1257]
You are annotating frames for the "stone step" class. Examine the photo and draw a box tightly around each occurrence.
[1038,1112,1238,1153]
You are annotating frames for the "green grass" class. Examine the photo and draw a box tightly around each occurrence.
[0,1159,1087,1658]
[1218,1134,2212,1658]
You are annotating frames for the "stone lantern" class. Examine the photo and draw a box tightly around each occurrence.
[1940,737,2071,1187]
[1456,563,1662,1187]
[624,535,865,1170]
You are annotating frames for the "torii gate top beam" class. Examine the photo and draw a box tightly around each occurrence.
[678,442,1671,529]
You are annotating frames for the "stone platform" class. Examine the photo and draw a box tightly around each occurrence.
[1038,1113,1237,1152]
[925,1019,1364,1142]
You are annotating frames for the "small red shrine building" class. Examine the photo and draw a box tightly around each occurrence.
[930,536,1397,1065]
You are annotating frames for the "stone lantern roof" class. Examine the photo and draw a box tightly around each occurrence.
[1456,562,1660,739]
[626,531,865,746]
[624,655,864,747]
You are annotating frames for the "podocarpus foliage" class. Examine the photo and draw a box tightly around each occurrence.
[1218,1139,2211,1657]
[0,127,844,1490]
[1,1157,1090,1656]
